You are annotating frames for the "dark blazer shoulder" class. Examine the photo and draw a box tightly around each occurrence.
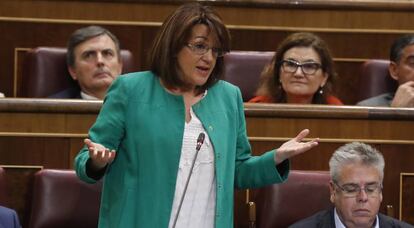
[48,86,81,99]
[289,209,335,228]
[379,213,414,228]
[0,206,21,228]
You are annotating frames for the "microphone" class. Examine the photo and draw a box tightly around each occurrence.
[172,132,205,228]
[196,132,205,151]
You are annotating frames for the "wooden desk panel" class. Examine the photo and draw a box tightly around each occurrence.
[400,173,414,225]
[1,99,413,226]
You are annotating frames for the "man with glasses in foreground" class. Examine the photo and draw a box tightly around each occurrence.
[290,142,413,228]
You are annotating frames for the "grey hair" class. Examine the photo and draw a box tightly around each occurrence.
[329,142,385,183]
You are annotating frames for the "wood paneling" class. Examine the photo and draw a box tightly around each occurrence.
[1,0,414,104]
[400,173,414,225]
[3,0,414,29]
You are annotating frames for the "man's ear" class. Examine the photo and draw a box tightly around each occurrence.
[389,61,399,81]
[68,66,78,80]
[329,181,336,203]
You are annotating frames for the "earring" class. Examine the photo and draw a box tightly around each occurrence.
[318,86,324,95]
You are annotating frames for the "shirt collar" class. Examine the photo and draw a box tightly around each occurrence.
[334,208,379,228]
[80,91,99,100]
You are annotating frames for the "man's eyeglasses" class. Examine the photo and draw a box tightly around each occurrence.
[280,59,322,75]
[334,181,383,198]
[186,43,226,58]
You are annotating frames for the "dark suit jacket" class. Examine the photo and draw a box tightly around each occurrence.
[0,206,21,228]
[48,87,82,99]
[289,208,414,228]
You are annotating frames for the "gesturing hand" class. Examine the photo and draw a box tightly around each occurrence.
[84,138,116,171]
[274,129,319,165]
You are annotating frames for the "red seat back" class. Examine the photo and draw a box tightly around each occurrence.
[357,59,398,102]
[223,51,274,101]
[28,169,102,228]
[255,170,332,228]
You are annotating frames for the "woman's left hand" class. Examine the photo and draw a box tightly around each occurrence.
[274,129,318,165]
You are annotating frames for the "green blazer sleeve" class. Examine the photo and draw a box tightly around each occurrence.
[233,87,289,189]
[74,76,129,183]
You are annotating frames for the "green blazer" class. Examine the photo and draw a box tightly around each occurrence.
[75,71,289,228]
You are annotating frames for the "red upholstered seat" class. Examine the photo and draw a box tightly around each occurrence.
[254,170,332,228]
[21,47,135,98]
[28,169,102,228]
[357,59,398,102]
[223,51,274,102]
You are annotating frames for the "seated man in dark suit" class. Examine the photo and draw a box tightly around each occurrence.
[357,34,414,107]
[0,206,21,228]
[50,25,123,99]
[290,142,413,228]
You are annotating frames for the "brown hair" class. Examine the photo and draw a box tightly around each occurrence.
[255,32,337,104]
[148,3,231,95]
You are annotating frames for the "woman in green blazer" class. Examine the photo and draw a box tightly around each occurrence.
[75,3,319,228]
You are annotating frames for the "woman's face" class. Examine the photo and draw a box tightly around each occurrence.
[279,46,328,104]
[176,24,218,91]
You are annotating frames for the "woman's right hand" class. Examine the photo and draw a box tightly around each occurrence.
[84,138,116,171]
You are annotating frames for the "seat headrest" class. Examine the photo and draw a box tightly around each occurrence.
[223,51,274,101]
[357,59,399,102]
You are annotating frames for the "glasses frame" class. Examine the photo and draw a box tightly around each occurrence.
[186,43,226,58]
[280,59,322,75]
[333,181,383,198]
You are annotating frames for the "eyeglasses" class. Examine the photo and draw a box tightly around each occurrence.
[186,43,226,58]
[334,181,383,198]
[280,59,322,75]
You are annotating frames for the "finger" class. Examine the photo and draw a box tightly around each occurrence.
[84,138,92,146]
[109,151,116,158]
[406,81,414,87]
[298,138,319,153]
[107,151,116,163]
[100,150,113,163]
[295,129,310,142]
[308,138,319,146]
[88,148,100,162]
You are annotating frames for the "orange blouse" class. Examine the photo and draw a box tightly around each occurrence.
[248,95,343,105]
